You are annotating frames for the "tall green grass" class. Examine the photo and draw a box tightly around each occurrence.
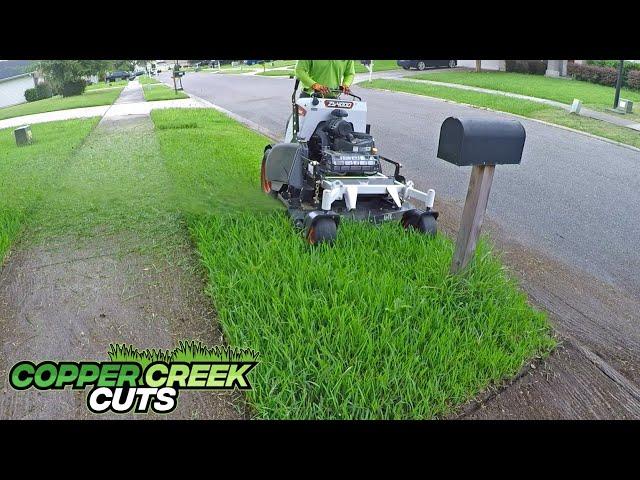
[151,108,554,419]
[109,340,259,371]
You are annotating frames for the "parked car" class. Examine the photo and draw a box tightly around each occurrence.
[106,70,131,82]
[397,60,457,71]
[129,70,144,80]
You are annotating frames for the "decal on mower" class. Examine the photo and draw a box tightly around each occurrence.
[324,100,353,109]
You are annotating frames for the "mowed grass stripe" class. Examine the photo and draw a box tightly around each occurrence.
[0,118,99,263]
[151,108,555,419]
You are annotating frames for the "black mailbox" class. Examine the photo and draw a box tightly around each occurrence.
[437,117,526,166]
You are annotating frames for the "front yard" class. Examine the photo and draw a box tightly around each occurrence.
[142,83,189,101]
[354,60,401,73]
[0,118,99,262]
[364,79,640,149]
[0,88,124,121]
[151,108,555,419]
[412,71,640,110]
[256,69,294,77]
[0,105,556,419]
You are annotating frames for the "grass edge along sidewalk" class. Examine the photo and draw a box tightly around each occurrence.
[0,118,100,263]
[150,107,555,419]
[143,83,189,102]
[363,79,640,149]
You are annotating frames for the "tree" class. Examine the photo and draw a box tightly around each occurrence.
[475,60,482,73]
[38,60,89,96]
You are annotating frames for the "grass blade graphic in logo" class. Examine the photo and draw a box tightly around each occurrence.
[9,341,259,415]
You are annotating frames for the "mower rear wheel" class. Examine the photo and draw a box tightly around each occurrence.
[306,218,337,245]
[261,149,277,197]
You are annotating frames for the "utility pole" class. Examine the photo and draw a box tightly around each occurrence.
[613,60,624,109]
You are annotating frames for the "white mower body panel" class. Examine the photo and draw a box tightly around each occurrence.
[320,175,436,212]
[285,97,368,143]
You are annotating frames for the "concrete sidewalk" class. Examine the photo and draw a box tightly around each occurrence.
[391,77,640,132]
[0,87,207,130]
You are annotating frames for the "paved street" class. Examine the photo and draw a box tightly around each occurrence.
[161,72,640,298]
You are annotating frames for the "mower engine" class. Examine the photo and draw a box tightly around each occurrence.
[309,109,381,176]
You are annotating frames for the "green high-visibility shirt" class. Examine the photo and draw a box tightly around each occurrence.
[295,60,356,95]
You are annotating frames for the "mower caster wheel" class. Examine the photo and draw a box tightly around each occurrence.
[306,218,337,245]
[401,210,437,236]
[416,214,437,236]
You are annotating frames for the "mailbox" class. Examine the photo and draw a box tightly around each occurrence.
[437,117,526,166]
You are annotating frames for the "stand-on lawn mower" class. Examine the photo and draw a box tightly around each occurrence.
[260,79,438,244]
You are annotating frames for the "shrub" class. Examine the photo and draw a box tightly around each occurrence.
[568,63,618,87]
[627,71,640,91]
[35,82,53,100]
[61,79,86,97]
[24,88,39,102]
[586,60,640,79]
[506,60,547,75]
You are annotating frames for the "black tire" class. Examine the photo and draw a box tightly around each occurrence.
[448,60,457,68]
[402,66,409,70]
[401,211,437,236]
[261,149,277,197]
[416,215,437,236]
[417,61,427,71]
[306,218,337,245]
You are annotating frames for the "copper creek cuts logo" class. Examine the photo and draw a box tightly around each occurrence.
[8,341,259,414]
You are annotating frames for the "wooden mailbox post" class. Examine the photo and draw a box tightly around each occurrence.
[436,117,526,274]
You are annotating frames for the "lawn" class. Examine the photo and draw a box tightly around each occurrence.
[355,60,401,74]
[256,70,295,77]
[364,79,640,149]
[218,68,259,74]
[142,83,189,101]
[86,80,129,91]
[412,71,640,109]
[0,88,124,121]
[0,118,99,263]
[151,108,555,419]
[138,75,160,85]
[267,60,297,69]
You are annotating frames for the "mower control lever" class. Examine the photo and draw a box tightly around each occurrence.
[380,156,405,182]
[310,88,363,102]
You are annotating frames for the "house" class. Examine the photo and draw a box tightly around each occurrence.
[0,60,38,108]
[0,72,37,108]
[456,60,571,77]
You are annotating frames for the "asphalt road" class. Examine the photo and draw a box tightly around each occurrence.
[162,72,640,299]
